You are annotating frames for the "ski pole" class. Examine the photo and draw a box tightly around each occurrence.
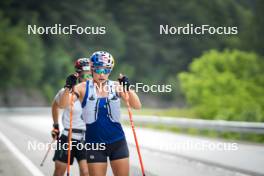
[67,86,74,176]
[124,91,146,176]
[40,138,56,166]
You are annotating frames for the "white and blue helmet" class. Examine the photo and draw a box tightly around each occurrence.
[90,51,115,69]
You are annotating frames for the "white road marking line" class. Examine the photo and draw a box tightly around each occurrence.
[0,130,45,176]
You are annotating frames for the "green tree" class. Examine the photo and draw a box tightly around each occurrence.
[0,0,126,102]
[0,0,262,105]
[0,12,44,99]
[179,50,264,122]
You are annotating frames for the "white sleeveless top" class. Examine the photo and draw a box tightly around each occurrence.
[81,80,121,124]
[54,88,86,140]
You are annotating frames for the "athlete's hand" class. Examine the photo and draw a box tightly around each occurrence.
[64,73,78,89]
[51,124,60,140]
[118,74,130,91]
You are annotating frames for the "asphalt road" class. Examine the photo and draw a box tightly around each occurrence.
[0,110,263,176]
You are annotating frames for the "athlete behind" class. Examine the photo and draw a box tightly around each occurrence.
[58,51,142,176]
[51,58,91,176]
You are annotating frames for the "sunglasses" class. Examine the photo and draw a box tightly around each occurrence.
[80,73,92,79]
[93,68,111,74]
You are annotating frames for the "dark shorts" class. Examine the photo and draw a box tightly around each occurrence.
[86,138,129,163]
[53,135,86,165]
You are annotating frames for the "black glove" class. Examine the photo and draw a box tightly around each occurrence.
[51,124,60,140]
[118,75,130,91]
[64,74,77,89]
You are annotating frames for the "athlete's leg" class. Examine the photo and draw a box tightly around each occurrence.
[53,135,74,176]
[78,160,89,176]
[53,160,67,176]
[108,139,129,176]
[88,163,107,176]
[110,158,129,176]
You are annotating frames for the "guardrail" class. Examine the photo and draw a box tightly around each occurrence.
[1,107,264,134]
[122,115,264,134]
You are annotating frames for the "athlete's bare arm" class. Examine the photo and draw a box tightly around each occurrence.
[57,87,70,108]
[76,81,87,103]
[121,89,142,109]
[114,81,142,109]
[57,82,86,108]
[51,100,59,124]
